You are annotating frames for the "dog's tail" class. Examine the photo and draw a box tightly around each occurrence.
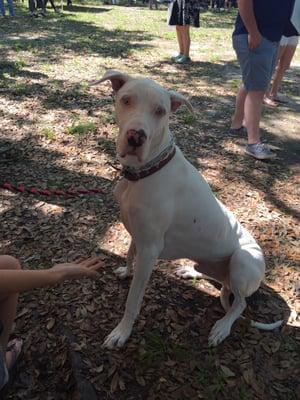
[246,318,283,330]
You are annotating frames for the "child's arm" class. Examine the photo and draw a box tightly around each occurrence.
[0,258,103,293]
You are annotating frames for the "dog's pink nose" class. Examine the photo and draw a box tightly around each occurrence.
[127,129,146,148]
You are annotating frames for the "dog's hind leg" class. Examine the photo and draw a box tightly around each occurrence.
[114,240,136,279]
[220,286,231,312]
[208,245,264,346]
[209,288,246,346]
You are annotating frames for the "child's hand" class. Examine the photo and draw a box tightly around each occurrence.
[51,257,104,281]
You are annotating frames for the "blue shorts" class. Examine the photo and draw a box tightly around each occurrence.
[233,34,279,91]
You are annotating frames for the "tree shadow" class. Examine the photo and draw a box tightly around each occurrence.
[141,59,300,221]
[0,133,119,266]
[200,8,237,29]
[3,249,297,399]
[65,4,111,13]
[0,11,156,64]
[0,60,48,82]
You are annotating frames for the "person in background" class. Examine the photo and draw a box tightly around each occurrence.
[230,0,295,160]
[211,0,224,12]
[0,256,103,392]
[44,0,60,13]
[264,21,299,106]
[149,0,158,10]
[168,0,200,64]
[0,0,14,17]
[28,0,41,17]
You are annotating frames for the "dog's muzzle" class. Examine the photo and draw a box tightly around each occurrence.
[127,129,147,148]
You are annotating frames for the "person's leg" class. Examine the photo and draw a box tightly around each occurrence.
[244,90,265,144]
[37,0,46,14]
[6,0,14,16]
[0,256,21,351]
[232,34,277,158]
[181,25,190,57]
[28,0,36,14]
[176,25,185,55]
[231,84,247,129]
[0,0,6,16]
[268,45,297,100]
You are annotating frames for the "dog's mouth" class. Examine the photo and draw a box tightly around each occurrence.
[119,146,143,162]
[117,126,150,165]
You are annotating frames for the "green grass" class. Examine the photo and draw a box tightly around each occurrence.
[40,126,56,141]
[67,121,97,135]
[139,331,167,366]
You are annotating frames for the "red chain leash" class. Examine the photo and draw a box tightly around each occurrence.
[1,182,105,198]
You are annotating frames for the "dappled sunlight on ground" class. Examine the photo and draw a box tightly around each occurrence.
[0,3,299,399]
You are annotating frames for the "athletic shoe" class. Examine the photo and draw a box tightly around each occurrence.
[171,53,183,62]
[245,143,276,160]
[175,55,191,64]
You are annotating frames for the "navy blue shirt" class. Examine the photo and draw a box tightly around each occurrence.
[233,0,295,42]
[283,20,299,37]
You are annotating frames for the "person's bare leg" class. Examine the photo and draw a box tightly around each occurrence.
[244,90,265,144]
[231,84,247,129]
[0,256,22,370]
[269,45,297,99]
[176,26,184,55]
[181,25,190,57]
[0,256,20,351]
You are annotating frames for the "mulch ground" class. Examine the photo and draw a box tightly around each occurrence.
[0,4,299,400]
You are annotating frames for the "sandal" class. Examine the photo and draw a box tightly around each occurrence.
[6,338,23,372]
[0,338,23,392]
[228,126,246,135]
[0,351,8,391]
[272,97,288,104]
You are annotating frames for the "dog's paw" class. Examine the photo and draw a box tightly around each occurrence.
[208,318,231,347]
[176,265,203,280]
[102,322,132,349]
[114,266,130,279]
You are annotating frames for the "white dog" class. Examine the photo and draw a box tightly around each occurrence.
[91,70,282,348]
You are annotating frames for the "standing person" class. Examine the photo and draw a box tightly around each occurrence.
[264,21,299,106]
[230,0,295,160]
[0,0,14,17]
[168,0,200,64]
[28,0,39,17]
[0,256,103,391]
[44,0,60,13]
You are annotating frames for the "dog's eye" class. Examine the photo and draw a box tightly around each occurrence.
[155,106,166,117]
[121,96,131,106]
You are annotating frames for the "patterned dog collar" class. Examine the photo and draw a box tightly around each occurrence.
[122,137,176,181]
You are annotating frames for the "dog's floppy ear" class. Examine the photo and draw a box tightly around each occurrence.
[169,91,194,115]
[89,70,131,93]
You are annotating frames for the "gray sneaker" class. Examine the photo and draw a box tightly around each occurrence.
[245,143,276,160]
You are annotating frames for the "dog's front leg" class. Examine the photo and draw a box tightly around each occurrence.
[103,243,161,349]
[114,240,136,279]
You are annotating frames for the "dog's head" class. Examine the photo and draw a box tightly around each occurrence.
[90,70,193,166]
